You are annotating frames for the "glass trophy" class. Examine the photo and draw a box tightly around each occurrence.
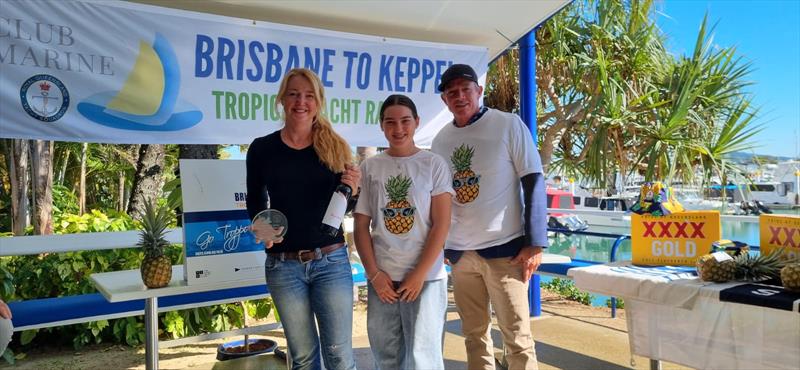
[251,209,288,244]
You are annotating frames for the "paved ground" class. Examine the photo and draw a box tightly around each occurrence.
[3,290,689,370]
[209,298,689,370]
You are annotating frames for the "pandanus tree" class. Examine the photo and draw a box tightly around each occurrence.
[485,0,761,193]
[635,15,759,187]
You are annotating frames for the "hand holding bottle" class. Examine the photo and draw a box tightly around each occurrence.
[341,163,361,194]
[321,163,361,237]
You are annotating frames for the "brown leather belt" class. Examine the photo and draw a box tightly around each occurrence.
[268,242,346,264]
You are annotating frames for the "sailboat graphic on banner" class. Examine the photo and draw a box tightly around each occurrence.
[78,33,202,131]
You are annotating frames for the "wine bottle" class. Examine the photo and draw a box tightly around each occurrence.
[321,183,352,236]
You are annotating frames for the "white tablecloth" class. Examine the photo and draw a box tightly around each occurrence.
[569,262,800,370]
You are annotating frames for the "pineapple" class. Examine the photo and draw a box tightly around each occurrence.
[451,144,480,203]
[696,253,736,282]
[383,174,414,234]
[781,262,800,292]
[139,200,173,288]
[733,249,785,282]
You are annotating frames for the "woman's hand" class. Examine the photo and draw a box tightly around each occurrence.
[370,271,399,304]
[398,269,425,302]
[250,221,284,249]
[341,164,361,195]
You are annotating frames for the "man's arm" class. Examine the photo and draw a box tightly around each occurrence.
[521,173,548,248]
[511,173,548,281]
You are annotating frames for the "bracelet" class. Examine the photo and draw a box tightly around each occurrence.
[368,270,383,282]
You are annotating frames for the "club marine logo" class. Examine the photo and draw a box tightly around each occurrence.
[77,33,202,131]
[20,74,70,122]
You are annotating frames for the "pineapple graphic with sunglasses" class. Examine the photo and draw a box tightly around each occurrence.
[451,144,481,203]
[382,174,415,234]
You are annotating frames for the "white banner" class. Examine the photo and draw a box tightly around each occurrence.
[0,0,488,147]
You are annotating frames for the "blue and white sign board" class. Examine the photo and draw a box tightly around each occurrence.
[180,159,263,285]
[0,0,488,147]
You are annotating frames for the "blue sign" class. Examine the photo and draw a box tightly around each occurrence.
[183,210,262,257]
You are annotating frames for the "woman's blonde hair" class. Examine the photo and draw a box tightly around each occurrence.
[276,68,352,173]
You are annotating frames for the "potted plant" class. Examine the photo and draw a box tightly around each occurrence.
[216,302,278,361]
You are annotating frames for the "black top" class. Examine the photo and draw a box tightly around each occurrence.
[246,131,344,252]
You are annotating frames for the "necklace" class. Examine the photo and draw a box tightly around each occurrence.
[392,155,403,172]
[280,128,312,149]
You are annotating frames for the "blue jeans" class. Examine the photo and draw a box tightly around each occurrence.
[367,278,447,370]
[265,247,356,370]
[0,318,12,354]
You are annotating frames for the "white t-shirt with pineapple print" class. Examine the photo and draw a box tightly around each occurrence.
[431,108,544,251]
[354,150,454,281]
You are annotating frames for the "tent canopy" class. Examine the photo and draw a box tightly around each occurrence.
[134,0,570,60]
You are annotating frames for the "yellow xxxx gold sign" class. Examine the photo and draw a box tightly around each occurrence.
[759,214,800,260]
[631,211,721,266]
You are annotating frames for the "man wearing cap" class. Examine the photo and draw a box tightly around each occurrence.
[432,64,547,369]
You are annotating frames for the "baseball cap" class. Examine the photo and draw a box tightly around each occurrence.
[437,64,478,92]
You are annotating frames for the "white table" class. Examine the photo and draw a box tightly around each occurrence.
[90,265,265,370]
[540,253,572,264]
[569,261,800,370]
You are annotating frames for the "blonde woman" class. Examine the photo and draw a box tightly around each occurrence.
[247,68,360,370]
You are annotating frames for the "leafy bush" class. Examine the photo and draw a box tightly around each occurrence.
[541,278,594,306]
[53,209,137,234]
[0,189,10,232]
[606,297,625,309]
[52,184,79,216]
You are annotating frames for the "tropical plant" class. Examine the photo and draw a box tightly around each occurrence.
[482,0,763,191]
[542,278,594,305]
[606,297,624,309]
[692,98,763,194]
[633,15,757,185]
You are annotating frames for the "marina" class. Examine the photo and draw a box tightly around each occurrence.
[2,0,799,369]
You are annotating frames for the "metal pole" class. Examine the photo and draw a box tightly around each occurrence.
[795,170,799,205]
[520,26,541,318]
[528,275,542,317]
[609,234,630,319]
[519,29,537,137]
[144,297,159,370]
[650,359,662,370]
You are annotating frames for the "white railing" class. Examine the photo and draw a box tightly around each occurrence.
[547,208,761,224]
[0,228,184,256]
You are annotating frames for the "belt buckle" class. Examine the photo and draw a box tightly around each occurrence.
[297,250,313,264]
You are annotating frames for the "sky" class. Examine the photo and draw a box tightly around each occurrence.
[656,0,800,159]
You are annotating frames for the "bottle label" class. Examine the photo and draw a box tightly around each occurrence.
[322,192,348,229]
